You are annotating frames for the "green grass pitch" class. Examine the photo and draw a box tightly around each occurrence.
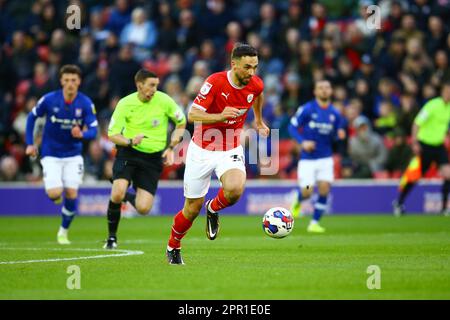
[0,215,449,299]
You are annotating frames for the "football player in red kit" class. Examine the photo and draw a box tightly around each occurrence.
[166,44,270,264]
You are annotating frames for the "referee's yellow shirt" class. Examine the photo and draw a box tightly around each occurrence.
[108,91,186,153]
[415,97,450,146]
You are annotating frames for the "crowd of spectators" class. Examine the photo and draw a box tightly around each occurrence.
[0,0,449,182]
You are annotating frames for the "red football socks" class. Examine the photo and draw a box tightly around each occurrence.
[209,188,231,212]
[168,210,192,249]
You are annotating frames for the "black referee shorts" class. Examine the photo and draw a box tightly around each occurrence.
[112,146,163,195]
[419,141,449,175]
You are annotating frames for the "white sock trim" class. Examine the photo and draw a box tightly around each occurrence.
[207,201,216,213]
[62,207,76,216]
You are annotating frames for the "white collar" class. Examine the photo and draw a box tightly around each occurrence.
[227,70,244,90]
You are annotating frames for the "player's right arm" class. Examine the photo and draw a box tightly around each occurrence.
[25,95,49,157]
[188,106,240,124]
[288,104,315,152]
[411,100,432,155]
[108,99,145,147]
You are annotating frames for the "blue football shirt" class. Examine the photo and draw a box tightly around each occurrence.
[289,99,344,160]
[27,90,98,158]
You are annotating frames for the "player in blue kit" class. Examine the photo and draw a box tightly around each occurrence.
[25,65,98,244]
[288,80,346,233]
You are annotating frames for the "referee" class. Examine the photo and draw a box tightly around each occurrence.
[105,69,186,249]
[394,81,450,215]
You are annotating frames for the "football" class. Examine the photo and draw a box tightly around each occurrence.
[262,207,294,238]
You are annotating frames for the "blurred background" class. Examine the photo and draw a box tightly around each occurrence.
[0,0,449,185]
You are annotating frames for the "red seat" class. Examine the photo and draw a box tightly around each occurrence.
[278,139,295,156]
[374,170,389,179]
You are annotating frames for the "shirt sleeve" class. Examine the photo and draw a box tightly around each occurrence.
[414,101,431,126]
[165,96,186,125]
[84,99,98,128]
[108,99,127,136]
[82,99,98,140]
[191,76,218,112]
[26,95,49,145]
[290,105,308,129]
[288,105,308,143]
[32,95,49,117]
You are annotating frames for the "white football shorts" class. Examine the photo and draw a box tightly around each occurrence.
[183,140,246,198]
[297,157,334,188]
[40,155,84,190]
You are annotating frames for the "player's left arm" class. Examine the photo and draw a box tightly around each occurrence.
[253,93,270,137]
[162,97,187,165]
[335,110,346,140]
[72,101,98,140]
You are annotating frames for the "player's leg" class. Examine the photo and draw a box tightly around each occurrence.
[56,188,78,244]
[105,178,129,248]
[41,157,64,203]
[105,156,134,249]
[437,146,450,215]
[131,157,163,215]
[166,141,215,264]
[133,189,154,215]
[204,169,246,240]
[291,159,315,218]
[58,156,84,244]
[167,197,204,265]
[205,146,246,240]
[306,181,330,233]
[394,144,430,215]
[440,165,450,215]
[307,157,333,233]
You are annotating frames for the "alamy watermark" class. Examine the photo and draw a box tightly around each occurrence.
[66,265,81,290]
[366,5,381,30]
[169,126,280,176]
[366,265,381,290]
[66,4,81,30]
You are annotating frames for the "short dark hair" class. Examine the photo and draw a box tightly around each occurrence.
[314,79,332,89]
[231,43,258,60]
[134,69,158,83]
[59,64,82,79]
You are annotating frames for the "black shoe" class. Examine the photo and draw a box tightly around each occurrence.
[166,248,184,265]
[392,200,405,217]
[103,236,117,249]
[205,200,219,240]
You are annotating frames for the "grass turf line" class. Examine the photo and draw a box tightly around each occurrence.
[0,215,449,299]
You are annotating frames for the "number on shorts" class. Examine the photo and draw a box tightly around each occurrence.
[231,154,244,163]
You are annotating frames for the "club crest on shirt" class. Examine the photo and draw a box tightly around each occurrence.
[247,94,254,103]
[329,114,335,122]
[152,119,160,127]
[75,108,82,117]
[200,82,212,95]
[53,107,59,113]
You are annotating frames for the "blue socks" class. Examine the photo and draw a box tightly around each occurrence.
[313,195,327,222]
[61,198,77,229]
[297,188,303,202]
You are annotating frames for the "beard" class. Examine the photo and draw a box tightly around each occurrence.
[237,74,251,86]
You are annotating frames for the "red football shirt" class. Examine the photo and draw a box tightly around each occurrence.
[191,71,264,151]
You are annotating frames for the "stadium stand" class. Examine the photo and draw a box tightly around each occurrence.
[0,0,449,182]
